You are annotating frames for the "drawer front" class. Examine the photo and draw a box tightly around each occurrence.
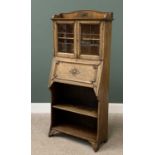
[55,61,98,84]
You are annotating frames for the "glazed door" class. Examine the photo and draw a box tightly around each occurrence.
[54,21,76,58]
[77,21,103,60]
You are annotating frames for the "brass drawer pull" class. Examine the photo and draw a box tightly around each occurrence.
[69,68,80,76]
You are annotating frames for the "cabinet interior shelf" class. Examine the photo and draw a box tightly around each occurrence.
[53,123,97,142]
[58,42,73,45]
[58,37,74,40]
[53,103,97,118]
[81,38,100,41]
[81,33,99,35]
[81,44,99,47]
[58,37,99,41]
[58,32,74,34]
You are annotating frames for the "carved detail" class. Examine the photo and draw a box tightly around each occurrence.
[91,80,96,84]
[56,61,60,65]
[51,10,113,21]
[93,65,98,70]
[79,12,88,17]
[69,68,80,76]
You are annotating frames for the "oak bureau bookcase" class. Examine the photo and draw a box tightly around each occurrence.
[48,10,113,151]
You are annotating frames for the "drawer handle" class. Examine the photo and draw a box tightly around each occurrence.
[69,68,80,76]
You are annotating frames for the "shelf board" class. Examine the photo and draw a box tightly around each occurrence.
[53,123,97,142]
[58,43,73,45]
[81,33,99,36]
[53,103,97,118]
[58,37,74,40]
[81,44,99,47]
[58,32,74,34]
[81,38,100,41]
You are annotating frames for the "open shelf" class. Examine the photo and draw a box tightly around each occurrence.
[51,82,98,118]
[53,123,96,142]
[53,103,97,118]
[52,109,97,142]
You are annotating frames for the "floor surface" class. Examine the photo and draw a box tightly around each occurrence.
[32,113,123,155]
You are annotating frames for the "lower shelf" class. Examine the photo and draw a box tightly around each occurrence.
[53,123,97,142]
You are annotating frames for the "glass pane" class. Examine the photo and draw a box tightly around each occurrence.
[80,24,100,55]
[57,24,74,53]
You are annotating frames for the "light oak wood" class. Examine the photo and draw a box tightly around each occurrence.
[52,124,97,142]
[55,61,98,83]
[53,103,97,118]
[55,57,101,65]
[97,22,112,144]
[78,21,101,60]
[48,10,113,152]
[54,21,76,58]
[53,78,93,88]
[49,59,102,94]
[52,10,113,21]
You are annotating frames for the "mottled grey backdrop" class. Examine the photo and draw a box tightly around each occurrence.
[31,0,123,103]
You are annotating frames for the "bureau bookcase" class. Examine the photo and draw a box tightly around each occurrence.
[48,10,113,151]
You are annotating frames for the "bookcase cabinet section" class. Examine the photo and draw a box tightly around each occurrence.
[48,10,113,152]
[54,20,104,60]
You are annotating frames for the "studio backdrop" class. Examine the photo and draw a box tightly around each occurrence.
[31,0,123,103]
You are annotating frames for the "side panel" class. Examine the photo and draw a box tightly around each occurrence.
[97,22,112,144]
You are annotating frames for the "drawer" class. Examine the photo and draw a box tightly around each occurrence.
[54,61,99,84]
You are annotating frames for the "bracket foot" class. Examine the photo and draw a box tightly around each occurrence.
[89,141,99,152]
[48,129,57,137]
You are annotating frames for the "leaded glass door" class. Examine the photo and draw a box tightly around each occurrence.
[78,21,102,60]
[54,21,76,58]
